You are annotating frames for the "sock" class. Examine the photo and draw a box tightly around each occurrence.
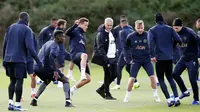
[167,98,171,103]
[63,83,70,99]
[175,97,179,102]
[125,91,131,98]
[184,90,189,94]
[70,86,77,93]
[81,68,86,76]
[37,78,41,82]
[9,99,13,105]
[31,88,36,94]
[155,77,159,83]
[35,83,47,99]
[152,89,158,96]
[68,70,73,76]
[15,102,20,107]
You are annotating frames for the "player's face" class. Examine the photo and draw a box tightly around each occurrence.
[80,22,89,32]
[196,22,200,29]
[57,35,65,44]
[105,22,113,32]
[135,24,144,34]
[51,20,57,28]
[60,23,67,29]
[173,26,182,32]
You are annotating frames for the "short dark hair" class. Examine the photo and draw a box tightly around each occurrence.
[172,18,183,26]
[79,17,89,24]
[54,30,64,38]
[19,12,29,20]
[51,18,58,21]
[120,15,127,20]
[120,15,128,24]
[57,19,67,27]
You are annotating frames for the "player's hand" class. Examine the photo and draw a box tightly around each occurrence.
[198,58,200,65]
[74,20,79,25]
[53,71,59,80]
[151,57,157,63]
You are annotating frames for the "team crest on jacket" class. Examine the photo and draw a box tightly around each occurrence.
[183,36,187,41]
[143,39,147,43]
[79,39,85,45]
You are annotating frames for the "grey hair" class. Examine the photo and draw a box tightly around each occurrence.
[104,17,113,24]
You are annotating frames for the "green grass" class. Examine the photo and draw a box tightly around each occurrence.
[0,64,199,112]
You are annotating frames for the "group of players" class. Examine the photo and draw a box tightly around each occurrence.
[2,11,200,111]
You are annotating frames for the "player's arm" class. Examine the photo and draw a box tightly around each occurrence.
[171,28,182,45]
[119,30,126,51]
[25,28,42,66]
[2,28,9,59]
[123,35,131,64]
[147,29,156,58]
[2,27,9,67]
[190,29,200,61]
[96,32,108,62]
[49,47,59,71]
[33,32,38,53]
[66,20,79,37]
[37,28,46,49]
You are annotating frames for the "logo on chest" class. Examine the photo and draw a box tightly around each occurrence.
[110,40,115,44]
[79,39,85,45]
[135,45,146,50]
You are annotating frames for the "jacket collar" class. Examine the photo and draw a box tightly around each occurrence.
[17,19,28,25]
[77,27,84,33]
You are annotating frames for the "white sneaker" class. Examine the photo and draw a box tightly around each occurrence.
[81,74,87,80]
[57,81,63,88]
[70,75,76,82]
[111,85,120,90]
[98,81,104,84]
[67,75,76,82]
[113,78,117,84]
[154,95,161,102]
[70,91,74,98]
[123,97,129,102]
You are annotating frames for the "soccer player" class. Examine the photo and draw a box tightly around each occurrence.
[66,18,91,98]
[3,12,42,111]
[30,30,74,107]
[51,19,74,87]
[37,18,58,49]
[172,18,200,105]
[37,18,58,84]
[92,18,117,100]
[148,13,181,107]
[123,20,161,103]
[112,15,140,89]
[111,17,138,90]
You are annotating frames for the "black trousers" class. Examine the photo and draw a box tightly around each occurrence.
[156,60,178,99]
[99,58,118,95]
[173,58,199,101]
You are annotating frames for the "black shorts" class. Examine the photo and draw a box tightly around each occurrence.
[130,61,154,78]
[72,52,90,75]
[5,62,27,79]
[26,62,34,74]
[34,66,64,82]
